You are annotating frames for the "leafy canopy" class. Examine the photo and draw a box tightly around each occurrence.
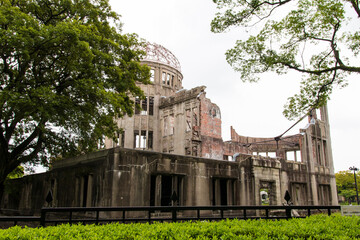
[0,0,150,186]
[335,170,360,201]
[211,0,360,119]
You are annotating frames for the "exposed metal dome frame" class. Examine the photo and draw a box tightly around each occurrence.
[142,42,181,72]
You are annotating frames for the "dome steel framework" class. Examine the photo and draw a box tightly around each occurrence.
[142,42,181,72]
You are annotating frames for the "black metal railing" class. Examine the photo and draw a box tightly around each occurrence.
[0,205,341,227]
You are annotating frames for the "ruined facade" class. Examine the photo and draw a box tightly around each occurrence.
[0,43,338,215]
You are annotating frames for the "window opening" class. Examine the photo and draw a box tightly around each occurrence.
[315,109,321,120]
[140,130,146,148]
[134,130,139,148]
[223,155,233,161]
[150,175,183,206]
[150,69,155,82]
[171,75,174,86]
[268,152,276,158]
[162,72,166,84]
[121,132,125,147]
[295,150,301,162]
[259,152,267,157]
[134,130,151,149]
[141,97,147,115]
[149,97,154,115]
[135,97,140,115]
[212,179,230,206]
[260,182,275,205]
[286,151,295,161]
[161,175,172,206]
[97,135,105,149]
[220,179,228,205]
[167,73,170,85]
[260,188,269,205]
[148,131,153,149]
[317,143,322,165]
[150,175,156,206]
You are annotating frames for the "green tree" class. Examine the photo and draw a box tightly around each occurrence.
[335,170,360,203]
[6,166,24,180]
[0,0,150,199]
[211,0,360,119]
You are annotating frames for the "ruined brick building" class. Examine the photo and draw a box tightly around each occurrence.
[1,43,338,215]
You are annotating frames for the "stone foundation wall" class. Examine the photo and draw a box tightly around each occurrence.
[1,147,337,216]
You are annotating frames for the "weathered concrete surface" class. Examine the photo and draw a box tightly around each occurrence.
[1,144,337,216]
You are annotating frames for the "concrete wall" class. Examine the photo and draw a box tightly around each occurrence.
[1,145,337,216]
[104,60,183,152]
[159,86,224,159]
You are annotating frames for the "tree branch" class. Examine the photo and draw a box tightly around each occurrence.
[16,134,44,165]
[330,21,345,67]
[250,0,293,25]
[314,69,337,108]
[281,62,360,74]
[350,0,360,18]
[6,133,44,179]
[9,119,45,160]
[279,20,359,74]
[0,126,9,159]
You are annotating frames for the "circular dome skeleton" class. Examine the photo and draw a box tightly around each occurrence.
[142,42,181,72]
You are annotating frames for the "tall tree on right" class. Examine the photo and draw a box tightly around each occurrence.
[335,170,360,203]
[211,0,360,119]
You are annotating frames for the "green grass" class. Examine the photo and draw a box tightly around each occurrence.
[0,214,359,239]
[339,201,359,206]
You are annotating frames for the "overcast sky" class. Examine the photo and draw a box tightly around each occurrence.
[109,0,360,172]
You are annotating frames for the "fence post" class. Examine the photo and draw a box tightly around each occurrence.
[69,211,72,225]
[172,208,177,222]
[40,208,46,227]
[96,211,99,225]
[286,206,291,219]
[265,208,269,219]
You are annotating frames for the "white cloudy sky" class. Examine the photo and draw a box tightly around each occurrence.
[109,0,360,172]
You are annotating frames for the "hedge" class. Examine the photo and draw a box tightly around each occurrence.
[0,214,359,239]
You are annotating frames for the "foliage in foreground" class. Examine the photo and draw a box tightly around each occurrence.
[211,0,360,120]
[0,215,359,239]
[0,0,150,198]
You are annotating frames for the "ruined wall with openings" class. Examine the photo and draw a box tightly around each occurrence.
[159,86,224,159]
